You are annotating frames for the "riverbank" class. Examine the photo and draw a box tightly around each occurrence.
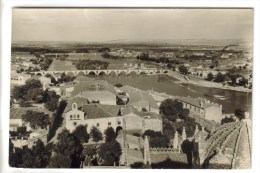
[167,70,252,93]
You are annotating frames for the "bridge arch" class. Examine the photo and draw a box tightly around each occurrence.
[66,71,75,77]
[108,70,117,76]
[36,72,43,76]
[128,71,138,76]
[139,70,148,75]
[98,71,107,76]
[88,71,96,76]
[77,71,86,76]
[118,71,127,76]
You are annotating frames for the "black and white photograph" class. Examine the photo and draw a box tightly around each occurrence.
[1,7,256,170]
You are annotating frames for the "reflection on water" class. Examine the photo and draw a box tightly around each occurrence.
[95,75,252,114]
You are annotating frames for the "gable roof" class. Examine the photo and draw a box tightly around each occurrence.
[119,85,159,109]
[81,104,119,119]
[70,81,116,97]
[177,96,220,109]
[121,106,162,120]
[64,97,90,113]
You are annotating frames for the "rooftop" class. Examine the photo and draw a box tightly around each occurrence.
[119,85,159,109]
[177,96,220,109]
[81,104,120,119]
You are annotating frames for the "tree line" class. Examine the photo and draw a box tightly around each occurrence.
[73,60,110,70]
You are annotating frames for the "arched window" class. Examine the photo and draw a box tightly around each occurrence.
[77,114,80,120]
[70,115,73,120]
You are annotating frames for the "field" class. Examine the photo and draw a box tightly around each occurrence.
[48,59,77,71]
[66,53,143,69]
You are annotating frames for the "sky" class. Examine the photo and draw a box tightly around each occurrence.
[12,8,254,43]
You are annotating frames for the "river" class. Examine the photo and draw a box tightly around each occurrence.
[95,75,252,115]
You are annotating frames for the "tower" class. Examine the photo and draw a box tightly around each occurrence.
[173,131,179,149]
[143,136,151,165]
[72,102,78,110]
[182,127,187,141]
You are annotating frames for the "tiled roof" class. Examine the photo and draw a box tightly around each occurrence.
[121,106,161,120]
[80,91,116,101]
[204,120,251,169]
[81,104,119,119]
[119,85,159,109]
[64,97,90,113]
[70,81,116,97]
[177,96,219,109]
[10,107,53,119]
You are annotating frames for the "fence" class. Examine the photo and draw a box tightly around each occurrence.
[149,147,179,154]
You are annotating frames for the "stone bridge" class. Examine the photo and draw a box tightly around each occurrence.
[30,68,168,77]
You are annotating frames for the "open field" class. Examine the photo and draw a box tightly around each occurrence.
[48,59,77,71]
[67,53,144,69]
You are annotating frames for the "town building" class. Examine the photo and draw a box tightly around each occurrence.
[64,102,123,133]
[10,106,53,132]
[64,100,162,135]
[177,96,222,124]
[10,73,31,86]
[117,85,160,114]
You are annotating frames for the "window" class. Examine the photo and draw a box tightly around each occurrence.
[118,121,121,125]
[70,115,73,120]
[96,123,100,127]
[77,114,80,120]
[108,122,111,126]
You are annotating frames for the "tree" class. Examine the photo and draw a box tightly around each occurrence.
[21,152,41,168]
[47,100,67,141]
[214,73,225,83]
[25,79,42,89]
[72,125,89,143]
[44,99,59,112]
[142,130,170,148]
[238,77,248,87]
[114,83,123,88]
[22,111,50,130]
[53,129,83,168]
[31,139,53,167]
[54,129,82,157]
[181,139,194,168]
[234,108,246,120]
[206,73,214,81]
[43,90,60,112]
[48,154,72,168]
[98,140,122,166]
[159,99,189,121]
[12,79,44,103]
[25,88,44,102]
[12,85,25,100]
[90,126,103,142]
[9,139,53,168]
[221,117,235,125]
[178,65,189,75]
[104,127,116,142]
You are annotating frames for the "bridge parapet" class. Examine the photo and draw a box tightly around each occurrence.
[30,68,166,77]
